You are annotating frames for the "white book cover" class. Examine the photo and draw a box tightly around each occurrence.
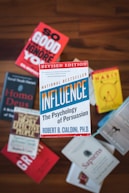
[66,140,115,193]
[73,58,96,106]
[39,61,91,137]
[66,163,102,193]
[88,67,96,106]
[62,136,119,184]
[99,96,129,155]
[7,107,40,157]
[7,134,39,157]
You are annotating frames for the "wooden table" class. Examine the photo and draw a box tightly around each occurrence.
[0,1,129,193]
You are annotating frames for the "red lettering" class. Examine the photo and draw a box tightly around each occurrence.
[6,98,29,108]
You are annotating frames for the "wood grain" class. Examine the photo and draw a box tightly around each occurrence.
[0,0,129,193]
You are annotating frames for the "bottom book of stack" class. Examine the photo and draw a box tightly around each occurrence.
[63,137,119,193]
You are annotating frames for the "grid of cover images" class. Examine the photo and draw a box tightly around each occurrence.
[0,21,129,193]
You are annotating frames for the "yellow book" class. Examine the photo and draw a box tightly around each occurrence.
[91,66,123,113]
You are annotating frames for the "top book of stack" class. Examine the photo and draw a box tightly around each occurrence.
[39,60,91,138]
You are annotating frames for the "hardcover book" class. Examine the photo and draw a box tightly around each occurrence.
[99,96,129,155]
[62,136,119,184]
[7,107,40,157]
[66,140,115,193]
[0,72,38,121]
[15,22,69,77]
[91,66,123,113]
[39,61,91,137]
[1,141,59,183]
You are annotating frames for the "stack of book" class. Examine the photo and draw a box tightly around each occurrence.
[0,21,129,192]
[0,21,69,183]
[62,136,119,193]
[61,65,129,192]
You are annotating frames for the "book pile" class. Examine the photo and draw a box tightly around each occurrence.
[61,65,129,192]
[0,21,129,192]
[62,136,119,193]
[0,21,69,183]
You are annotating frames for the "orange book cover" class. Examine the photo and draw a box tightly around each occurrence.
[91,66,123,113]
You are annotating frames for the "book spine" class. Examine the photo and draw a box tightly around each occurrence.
[0,72,9,119]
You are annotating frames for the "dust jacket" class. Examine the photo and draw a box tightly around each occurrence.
[0,72,38,121]
[39,61,91,137]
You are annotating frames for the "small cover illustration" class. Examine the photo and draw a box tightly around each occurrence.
[39,61,91,137]
[66,163,102,193]
[62,136,119,184]
[7,107,40,157]
[0,72,38,121]
[1,141,59,183]
[91,66,123,113]
[99,96,129,155]
[15,22,69,77]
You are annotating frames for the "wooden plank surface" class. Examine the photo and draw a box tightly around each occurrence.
[0,1,129,193]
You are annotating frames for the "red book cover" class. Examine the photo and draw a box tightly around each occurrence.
[1,141,59,183]
[15,22,69,77]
